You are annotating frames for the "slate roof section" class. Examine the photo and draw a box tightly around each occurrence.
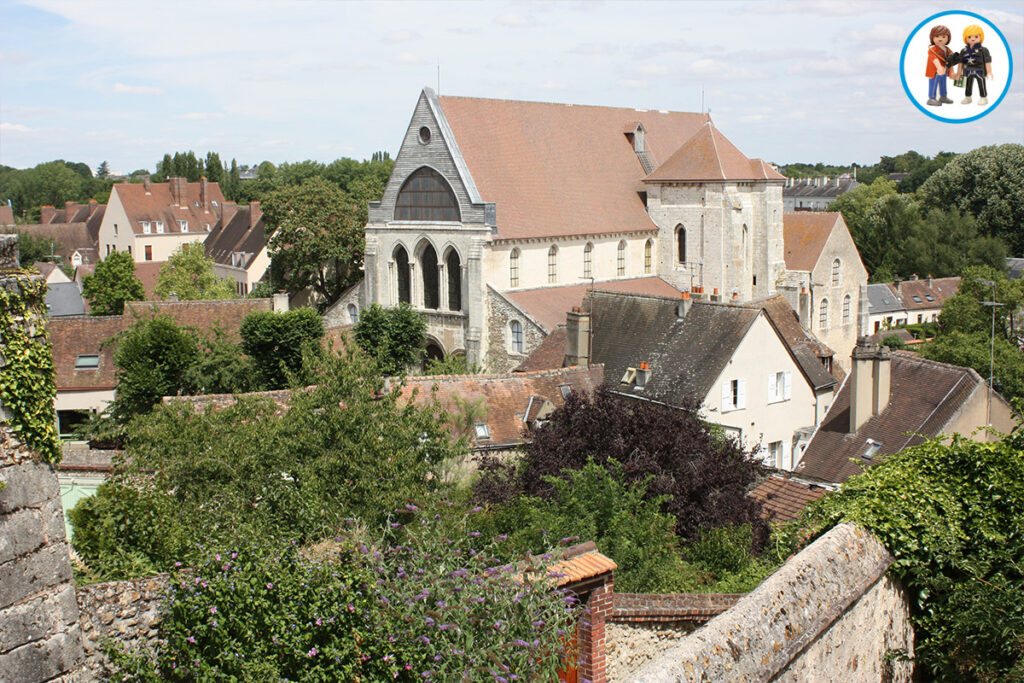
[782,178,860,200]
[748,476,827,523]
[505,277,682,333]
[514,326,569,372]
[782,212,839,272]
[49,299,274,391]
[436,95,711,239]
[397,365,604,449]
[644,124,784,182]
[45,282,86,317]
[796,352,985,484]
[204,202,266,269]
[866,283,903,315]
[752,295,836,391]
[587,291,760,406]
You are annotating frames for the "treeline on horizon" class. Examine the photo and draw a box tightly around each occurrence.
[778,149,958,194]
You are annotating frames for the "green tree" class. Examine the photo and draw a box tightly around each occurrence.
[424,353,482,376]
[95,161,110,179]
[181,326,256,395]
[261,177,365,307]
[82,251,146,315]
[808,428,1024,680]
[155,242,236,301]
[919,144,1024,254]
[109,314,200,421]
[203,151,223,183]
[352,303,426,375]
[5,230,61,266]
[856,192,921,280]
[239,307,324,389]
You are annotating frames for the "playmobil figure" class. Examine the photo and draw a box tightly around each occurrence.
[955,24,993,105]
[925,25,954,106]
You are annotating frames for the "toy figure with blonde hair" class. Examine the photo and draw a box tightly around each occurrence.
[925,25,954,106]
[953,24,994,105]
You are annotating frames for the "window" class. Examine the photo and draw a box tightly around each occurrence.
[616,241,627,276]
[446,249,461,311]
[547,245,558,284]
[676,225,686,263]
[75,354,99,369]
[127,245,131,256]
[509,248,520,287]
[722,378,746,412]
[348,304,359,324]
[832,258,841,286]
[768,371,792,403]
[394,167,460,221]
[925,294,935,302]
[510,320,523,354]
[912,295,923,304]
[155,221,165,234]
[819,298,829,331]
[71,252,82,267]
[559,385,572,399]
[141,221,151,234]
[179,220,189,232]
[418,126,431,144]
[473,422,490,439]
[843,295,851,325]
[768,441,784,468]
[211,200,218,208]
[145,245,153,261]
[583,242,593,278]
[863,438,883,460]
[420,243,439,310]
[644,239,652,274]
[394,246,411,304]
[113,223,118,236]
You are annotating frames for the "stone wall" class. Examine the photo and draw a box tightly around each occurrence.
[485,287,545,373]
[75,575,169,681]
[628,523,914,682]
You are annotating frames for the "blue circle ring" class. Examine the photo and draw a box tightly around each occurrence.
[900,10,1013,124]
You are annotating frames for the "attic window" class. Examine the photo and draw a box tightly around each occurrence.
[179,220,189,232]
[863,439,882,460]
[621,368,637,385]
[155,221,165,234]
[75,354,99,369]
[141,221,151,234]
[925,294,935,302]
[474,423,490,440]
[559,384,572,399]
[912,296,923,304]
[193,200,199,207]
[418,126,431,144]
[212,200,219,207]
[881,298,890,305]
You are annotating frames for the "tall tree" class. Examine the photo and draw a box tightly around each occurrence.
[82,251,146,315]
[239,308,324,389]
[155,243,236,301]
[203,151,223,183]
[95,160,110,179]
[352,303,427,375]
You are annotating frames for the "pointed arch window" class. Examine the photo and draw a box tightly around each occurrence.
[819,298,829,331]
[394,167,460,221]
[676,225,686,263]
[617,241,627,276]
[832,258,841,286]
[842,294,851,325]
[509,248,520,287]
[394,245,411,304]
[644,239,653,274]
[420,243,440,309]
[510,320,524,354]
[547,245,558,284]
[446,248,462,311]
[583,243,594,278]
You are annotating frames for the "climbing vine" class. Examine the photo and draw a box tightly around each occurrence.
[0,274,61,463]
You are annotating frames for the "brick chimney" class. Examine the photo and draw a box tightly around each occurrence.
[566,306,591,367]
[40,206,55,223]
[221,201,238,226]
[710,287,721,303]
[143,177,151,194]
[249,201,261,229]
[88,199,98,216]
[169,177,186,207]
[635,361,651,388]
[200,176,208,212]
[849,337,892,434]
[676,290,691,319]
[64,200,77,220]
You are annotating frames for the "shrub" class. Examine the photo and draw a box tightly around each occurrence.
[240,307,324,389]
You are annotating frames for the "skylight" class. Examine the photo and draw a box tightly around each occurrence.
[912,296,923,304]
[474,423,490,439]
[863,439,882,459]
[75,354,99,369]
[925,295,934,302]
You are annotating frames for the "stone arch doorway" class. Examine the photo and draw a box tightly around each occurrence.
[424,339,445,363]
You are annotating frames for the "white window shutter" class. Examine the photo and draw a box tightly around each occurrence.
[737,379,746,410]
[722,381,732,410]
[768,372,777,401]
[783,372,792,400]
[782,441,790,470]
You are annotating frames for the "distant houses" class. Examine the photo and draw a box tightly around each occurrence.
[866,276,960,333]
[782,176,859,212]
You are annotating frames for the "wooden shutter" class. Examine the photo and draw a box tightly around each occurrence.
[737,379,746,410]
[768,372,777,402]
[722,381,732,410]
[783,372,792,400]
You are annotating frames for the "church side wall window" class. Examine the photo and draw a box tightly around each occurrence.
[420,243,440,310]
[394,167,460,222]
[446,248,462,312]
[510,320,524,354]
[617,241,627,276]
[509,248,520,287]
[548,245,558,284]
[819,298,829,331]
[644,239,652,274]
[676,225,686,263]
[832,258,841,286]
[842,294,851,326]
[583,242,594,278]
[394,245,411,304]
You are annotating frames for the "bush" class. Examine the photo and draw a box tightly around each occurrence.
[353,303,426,376]
[881,334,906,350]
[240,307,324,389]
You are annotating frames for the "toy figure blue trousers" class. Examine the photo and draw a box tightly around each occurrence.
[929,75,947,99]
[964,71,987,98]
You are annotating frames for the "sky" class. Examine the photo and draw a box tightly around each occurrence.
[1,0,1021,174]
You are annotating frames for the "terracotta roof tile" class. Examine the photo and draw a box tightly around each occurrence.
[748,476,827,523]
[0,205,13,226]
[505,277,681,332]
[113,180,224,236]
[782,212,840,272]
[892,277,960,311]
[205,203,266,269]
[515,327,568,372]
[645,124,784,182]
[544,542,617,587]
[437,96,710,239]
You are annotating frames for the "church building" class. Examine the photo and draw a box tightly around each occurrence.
[344,88,863,372]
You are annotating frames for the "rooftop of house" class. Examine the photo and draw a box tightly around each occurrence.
[796,351,988,484]
[503,276,682,333]
[543,541,617,587]
[782,212,841,272]
[204,202,266,270]
[5,221,99,265]
[436,94,721,240]
[397,365,604,449]
[748,475,828,523]
[49,298,274,391]
[45,281,86,317]
[514,326,569,372]
[133,262,164,299]
[40,200,106,231]
[750,295,837,391]
[892,276,960,311]
[866,283,903,314]
[113,177,225,236]
[643,123,784,183]
[782,177,860,198]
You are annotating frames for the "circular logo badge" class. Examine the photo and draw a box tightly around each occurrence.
[900,10,1013,123]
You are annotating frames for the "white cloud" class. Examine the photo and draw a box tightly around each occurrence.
[495,13,528,27]
[618,79,648,88]
[846,23,907,45]
[383,30,419,43]
[638,63,669,75]
[571,42,617,56]
[183,112,226,120]
[689,58,764,81]
[538,80,567,91]
[393,51,425,66]
[0,122,36,133]
[113,82,163,95]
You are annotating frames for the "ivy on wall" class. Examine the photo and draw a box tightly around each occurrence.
[0,274,61,463]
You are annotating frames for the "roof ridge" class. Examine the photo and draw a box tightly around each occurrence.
[706,125,726,180]
[438,93,702,117]
[405,366,588,382]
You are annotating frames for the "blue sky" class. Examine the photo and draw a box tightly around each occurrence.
[1,0,1021,174]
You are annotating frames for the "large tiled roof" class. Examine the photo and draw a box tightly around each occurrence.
[514,326,568,372]
[796,352,984,484]
[437,95,711,239]
[204,202,266,269]
[6,223,98,265]
[752,295,836,391]
[587,291,760,407]
[49,299,273,391]
[748,476,827,523]
[133,262,164,299]
[114,179,224,236]
[644,124,784,182]
[397,365,604,449]
[0,204,15,226]
[892,277,960,311]
[782,212,840,272]
[504,277,682,333]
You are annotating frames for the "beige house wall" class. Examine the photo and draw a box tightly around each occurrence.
[702,313,825,469]
[942,383,1016,441]
[55,389,114,413]
[809,218,868,370]
[213,246,271,295]
[97,189,133,258]
[135,233,206,263]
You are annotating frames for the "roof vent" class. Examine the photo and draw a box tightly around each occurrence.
[636,361,651,389]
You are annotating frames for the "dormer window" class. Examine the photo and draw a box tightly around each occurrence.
[179,220,189,232]
[212,200,218,208]
[474,422,490,440]
[141,221,151,234]
[155,221,165,234]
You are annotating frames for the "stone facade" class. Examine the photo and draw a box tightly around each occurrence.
[607,622,698,681]
[75,575,169,682]
[629,523,914,682]
[485,287,545,373]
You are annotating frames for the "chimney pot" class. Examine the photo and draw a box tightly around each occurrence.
[64,200,76,218]
[144,177,151,193]
[200,176,209,212]
[680,291,690,300]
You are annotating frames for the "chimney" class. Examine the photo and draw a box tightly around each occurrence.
[798,286,811,328]
[40,206,55,223]
[858,283,869,338]
[143,177,151,194]
[249,201,261,229]
[565,306,591,367]
[272,291,289,313]
[221,201,238,226]
[676,291,692,319]
[849,337,892,434]
[88,199,98,216]
[169,177,186,206]
[635,361,651,389]
[64,200,77,220]
[710,287,721,303]
[691,286,704,301]
[200,176,208,212]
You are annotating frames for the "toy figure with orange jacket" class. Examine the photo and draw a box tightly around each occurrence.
[925,25,954,106]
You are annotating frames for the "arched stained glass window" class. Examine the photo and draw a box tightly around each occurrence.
[617,241,627,276]
[644,239,653,274]
[394,167,460,221]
